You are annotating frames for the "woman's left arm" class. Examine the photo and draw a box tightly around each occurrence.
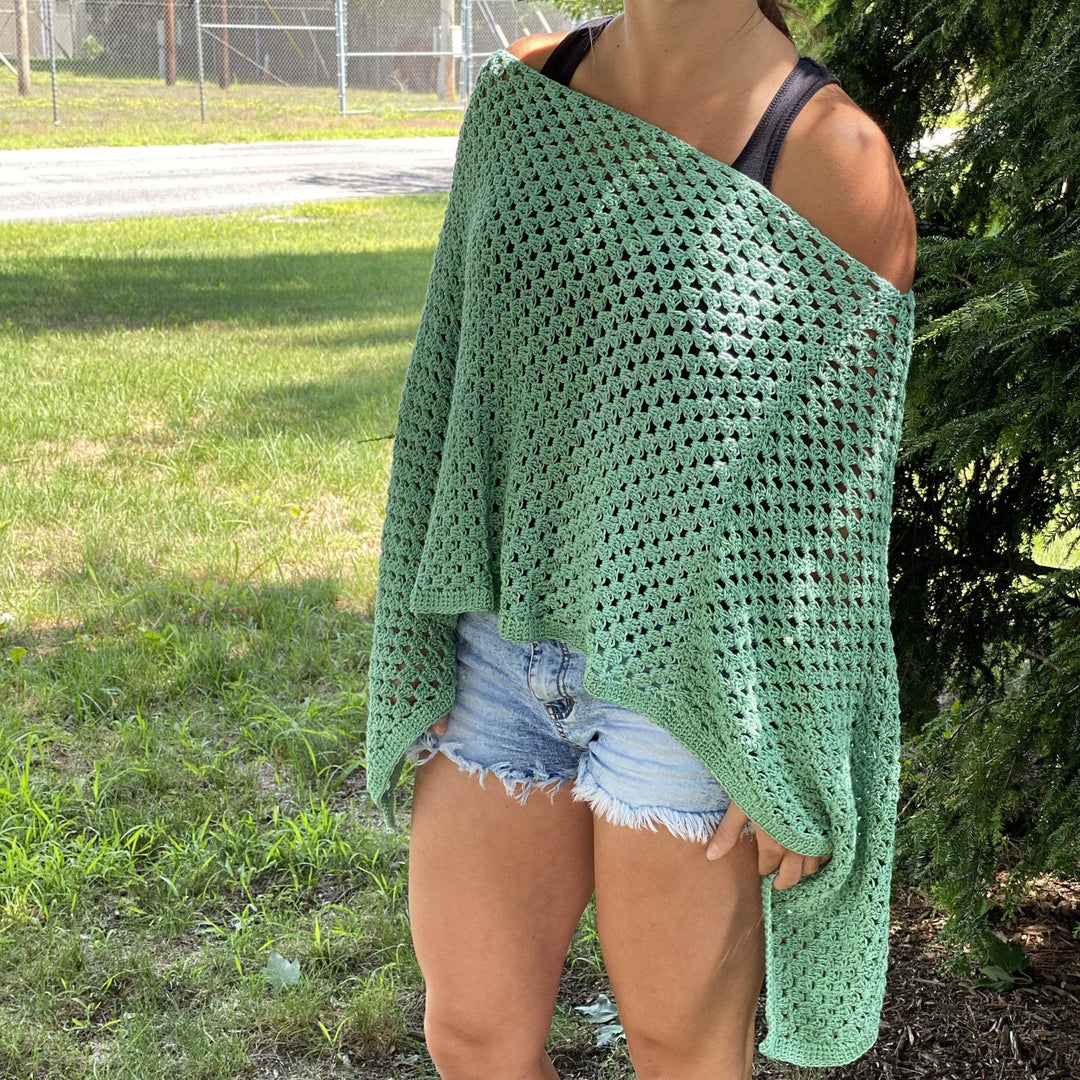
[770,87,918,295]
[704,92,918,888]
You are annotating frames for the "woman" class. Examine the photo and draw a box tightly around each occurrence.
[365,2,918,1078]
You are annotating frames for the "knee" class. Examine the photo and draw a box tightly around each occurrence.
[423,1002,549,1080]
[621,1018,754,1080]
[621,1028,696,1080]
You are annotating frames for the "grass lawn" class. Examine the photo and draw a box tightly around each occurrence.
[0,72,464,150]
[0,200,629,1079]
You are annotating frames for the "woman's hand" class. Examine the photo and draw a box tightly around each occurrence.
[428,713,450,736]
[705,799,830,890]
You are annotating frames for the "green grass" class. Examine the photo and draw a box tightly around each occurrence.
[0,201,430,623]
[0,71,464,149]
[0,200,628,1078]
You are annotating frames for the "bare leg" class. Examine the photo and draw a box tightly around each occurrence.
[408,752,596,1080]
[591,814,765,1080]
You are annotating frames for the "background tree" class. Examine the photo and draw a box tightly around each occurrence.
[818,0,1080,975]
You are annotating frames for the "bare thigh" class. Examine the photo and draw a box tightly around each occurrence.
[408,752,595,1075]
[592,816,765,1080]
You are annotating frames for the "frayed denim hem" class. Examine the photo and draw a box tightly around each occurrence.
[570,768,757,847]
[406,730,575,807]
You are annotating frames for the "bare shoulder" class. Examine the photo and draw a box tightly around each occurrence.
[773,86,917,295]
[503,31,571,73]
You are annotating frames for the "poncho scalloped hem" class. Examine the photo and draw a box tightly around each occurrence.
[364,46,916,1069]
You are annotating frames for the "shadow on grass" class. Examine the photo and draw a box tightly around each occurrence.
[0,236,440,335]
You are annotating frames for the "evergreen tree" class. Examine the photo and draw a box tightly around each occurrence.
[818,0,1080,974]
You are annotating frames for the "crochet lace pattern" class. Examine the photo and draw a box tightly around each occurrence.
[365,47,916,1067]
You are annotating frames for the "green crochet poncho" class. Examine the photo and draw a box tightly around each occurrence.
[365,47,916,1068]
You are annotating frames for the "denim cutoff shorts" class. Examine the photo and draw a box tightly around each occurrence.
[404,609,755,847]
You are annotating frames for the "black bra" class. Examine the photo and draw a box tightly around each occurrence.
[539,14,841,192]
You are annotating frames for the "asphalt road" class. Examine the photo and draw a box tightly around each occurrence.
[0,137,459,223]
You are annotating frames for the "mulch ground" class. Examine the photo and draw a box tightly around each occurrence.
[752,875,1080,1080]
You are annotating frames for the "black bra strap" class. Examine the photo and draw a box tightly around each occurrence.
[538,14,617,84]
[731,56,840,189]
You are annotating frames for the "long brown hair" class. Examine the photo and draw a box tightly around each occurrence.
[757,0,795,42]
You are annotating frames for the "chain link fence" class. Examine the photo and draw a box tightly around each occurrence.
[1,0,578,129]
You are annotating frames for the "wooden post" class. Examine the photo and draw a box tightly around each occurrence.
[218,0,230,89]
[164,0,177,85]
[14,0,31,95]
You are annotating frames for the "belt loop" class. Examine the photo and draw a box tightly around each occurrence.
[527,642,538,699]
[556,642,572,699]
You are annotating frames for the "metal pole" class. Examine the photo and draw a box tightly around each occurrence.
[462,0,471,100]
[45,0,58,123]
[217,0,229,88]
[194,0,206,122]
[334,0,346,116]
[437,0,452,103]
